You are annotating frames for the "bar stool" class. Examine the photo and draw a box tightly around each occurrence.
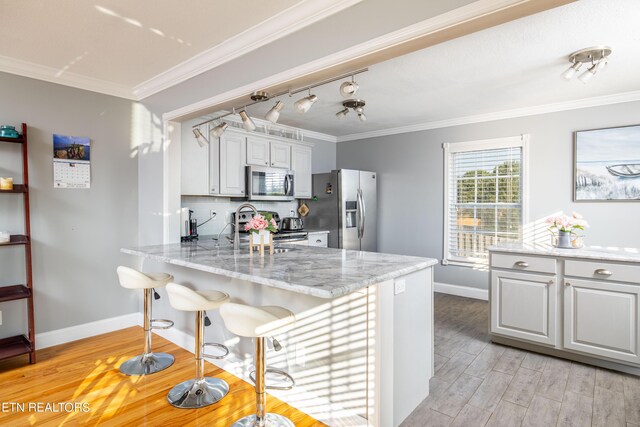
[220,302,296,427]
[165,283,231,408]
[116,266,175,375]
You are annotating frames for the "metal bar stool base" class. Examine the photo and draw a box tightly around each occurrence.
[231,413,295,427]
[167,377,229,409]
[119,352,174,376]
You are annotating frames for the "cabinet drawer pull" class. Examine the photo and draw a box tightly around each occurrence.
[594,269,612,276]
[548,280,554,285]
[514,261,529,268]
[316,239,322,243]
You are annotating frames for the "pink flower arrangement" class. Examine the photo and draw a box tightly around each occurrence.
[244,213,278,234]
[546,212,589,233]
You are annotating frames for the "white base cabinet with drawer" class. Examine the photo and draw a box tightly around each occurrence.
[490,245,640,374]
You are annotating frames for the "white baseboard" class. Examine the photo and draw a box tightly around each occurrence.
[35,312,143,349]
[434,282,488,301]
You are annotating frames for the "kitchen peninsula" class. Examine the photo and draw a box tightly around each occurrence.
[122,240,437,427]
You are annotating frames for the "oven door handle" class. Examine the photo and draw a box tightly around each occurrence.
[277,237,308,243]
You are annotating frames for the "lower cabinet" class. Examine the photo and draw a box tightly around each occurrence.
[490,270,557,346]
[564,277,640,364]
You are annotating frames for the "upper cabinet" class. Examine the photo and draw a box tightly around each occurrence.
[181,133,210,196]
[182,125,312,199]
[247,136,291,169]
[292,145,312,198]
[270,141,291,169]
[219,130,246,197]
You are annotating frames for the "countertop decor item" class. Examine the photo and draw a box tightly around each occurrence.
[298,202,309,217]
[0,125,20,138]
[0,177,13,190]
[546,212,589,248]
[245,213,277,256]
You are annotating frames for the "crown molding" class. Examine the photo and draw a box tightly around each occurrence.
[0,54,135,99]
[336,90,640,142]
[133,0,363,100]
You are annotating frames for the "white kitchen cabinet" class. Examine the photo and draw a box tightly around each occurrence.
[208,136,220,195]
[490,270,557,346]
[292,145,312,198]
[564,277,640,364]
[246,136,270,167]
[181,132,210,195]
[219,130,246,196]
[270,141,291,169]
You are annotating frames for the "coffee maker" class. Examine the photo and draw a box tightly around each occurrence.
[180,207,198,241]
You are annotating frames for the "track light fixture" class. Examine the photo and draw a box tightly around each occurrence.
[210,122,228,138]
[265,100,284,123]
[338,99,367,122]
[339,75,359,97]
[294,90,318,114]
[561,46,612,84]
[238,110,256,132]
[336,108,349,119]
[193,128,208,147]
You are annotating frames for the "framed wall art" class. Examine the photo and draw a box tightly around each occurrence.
[574,124,640,201]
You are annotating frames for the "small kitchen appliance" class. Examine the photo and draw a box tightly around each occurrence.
[281,217,303,231]
[180,207,198,241]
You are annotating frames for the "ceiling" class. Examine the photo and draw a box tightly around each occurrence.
[235,0,640,140]
[0,0,356,98]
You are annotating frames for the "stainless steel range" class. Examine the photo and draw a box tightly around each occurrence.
[231,211,308,244]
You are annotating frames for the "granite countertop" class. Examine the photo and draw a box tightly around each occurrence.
[489,242,640,263]
[121,240,437,298]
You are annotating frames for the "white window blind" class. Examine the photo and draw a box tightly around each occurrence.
[443,136,528,266]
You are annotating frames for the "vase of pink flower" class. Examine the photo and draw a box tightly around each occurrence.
[244,212,278,245]
[546,212,589,249]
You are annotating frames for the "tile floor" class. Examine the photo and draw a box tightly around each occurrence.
[401,293,640,427]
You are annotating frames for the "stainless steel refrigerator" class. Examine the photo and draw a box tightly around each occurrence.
[305,169,377,251]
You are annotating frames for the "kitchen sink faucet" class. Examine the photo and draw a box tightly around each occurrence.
[234,203,258,250]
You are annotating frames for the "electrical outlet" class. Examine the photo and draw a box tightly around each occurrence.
[394,279,406,295]
[209,210,217,218]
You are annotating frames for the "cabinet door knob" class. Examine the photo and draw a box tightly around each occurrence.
[548,280,554,285]
[240,190,244,194]
[514,261,529,268]
[565,281,571,286]
[594,269,612,276]
[211,188,216,192]
[265,161,268,165]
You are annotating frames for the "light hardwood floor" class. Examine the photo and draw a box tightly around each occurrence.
[402,293,640,427]
[0,327,325,426]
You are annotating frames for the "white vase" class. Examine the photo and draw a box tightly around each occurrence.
[557,230,572,248]
[251,230,271,245]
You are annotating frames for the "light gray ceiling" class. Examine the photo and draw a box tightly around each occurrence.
[241,0,640,138]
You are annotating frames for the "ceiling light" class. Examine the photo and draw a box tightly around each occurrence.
[250,91,270,102]
[210,122,228,138]
[265,100,284,123]
[339,76,359,97]
[193,128,208,147]
[294,92,318,113]
[561,61,582,80]
[356,107,367,122]
[336,108,349,119]
[562,46,612,83]
[578,63,598,84]
[341,99,366,122]
[238,110,256,132]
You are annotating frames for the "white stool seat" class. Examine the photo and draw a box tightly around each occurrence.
[117,266,173,289]
[166,283,229,311]
[220,303,294,338]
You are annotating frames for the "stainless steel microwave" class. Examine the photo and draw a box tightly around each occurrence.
[246,166,295,201]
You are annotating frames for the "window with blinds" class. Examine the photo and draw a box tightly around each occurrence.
[443,136,528,265]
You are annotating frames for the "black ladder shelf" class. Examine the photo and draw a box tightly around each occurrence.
[0,123,36,364]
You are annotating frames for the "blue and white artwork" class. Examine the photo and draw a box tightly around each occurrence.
[575,125,640,201]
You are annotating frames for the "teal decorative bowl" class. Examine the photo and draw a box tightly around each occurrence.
[0,125,20,138]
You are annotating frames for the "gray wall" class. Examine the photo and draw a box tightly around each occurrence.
[0,72,138,336]
[337,101,640,289]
